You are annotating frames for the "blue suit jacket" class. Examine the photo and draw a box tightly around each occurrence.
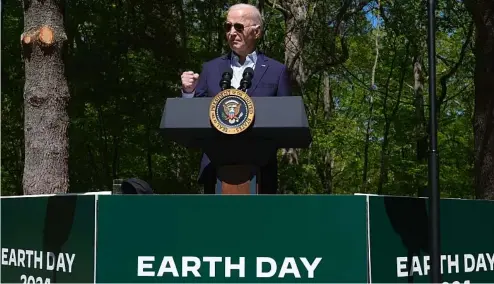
[193,51,291,182]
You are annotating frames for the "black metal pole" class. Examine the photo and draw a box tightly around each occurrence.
[427,0,441,282]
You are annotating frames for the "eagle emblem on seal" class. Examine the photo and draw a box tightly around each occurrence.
[221,99,244,124]
[209,89,254,134]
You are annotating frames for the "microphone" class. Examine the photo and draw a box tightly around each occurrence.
[219,68,233,90]
[239,67,254,92]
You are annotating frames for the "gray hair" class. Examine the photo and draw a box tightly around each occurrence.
[228,3,263,28]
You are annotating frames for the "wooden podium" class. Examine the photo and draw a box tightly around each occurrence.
[217,165,258,194]
[160,96,311,194]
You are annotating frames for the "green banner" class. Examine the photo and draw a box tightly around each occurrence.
[1,194,96,283]
[95,195,369,283]
[7,192,492,283]
[369,195,494,283]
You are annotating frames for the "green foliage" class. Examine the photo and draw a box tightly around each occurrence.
[1,0,476,198]
[2,0,24,196]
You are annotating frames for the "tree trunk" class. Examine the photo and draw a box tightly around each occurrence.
[362,97,374,191]
[146,115,154,181]
[283,0,306,90]
[319,72,333,194]
[176,0,187,50]
[465,0,494,199]
[413,55,428,196]
[377,49,399,194]
[21,0,70,194]
[278,0,307,165]
[264,0,362,168]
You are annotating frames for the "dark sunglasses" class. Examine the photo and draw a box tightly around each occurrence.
[224,22,256,33]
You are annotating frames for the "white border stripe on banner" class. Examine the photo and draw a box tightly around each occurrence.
[93,194,99,284]
[0,191,112,198]
[366,194,372,283]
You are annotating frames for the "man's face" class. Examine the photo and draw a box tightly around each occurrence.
[225,8,259,56]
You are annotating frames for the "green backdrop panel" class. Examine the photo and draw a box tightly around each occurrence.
[369,195,494,283]
[96,195,369,283]
[1,195,96,283]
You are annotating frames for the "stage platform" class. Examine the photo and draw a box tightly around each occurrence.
[1,192,493,283]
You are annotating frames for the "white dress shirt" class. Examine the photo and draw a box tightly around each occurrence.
[182,51,257,98]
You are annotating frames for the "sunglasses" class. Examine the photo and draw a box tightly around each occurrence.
[224,22,257,33]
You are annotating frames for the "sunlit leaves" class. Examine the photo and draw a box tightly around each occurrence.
[1,0,476,197]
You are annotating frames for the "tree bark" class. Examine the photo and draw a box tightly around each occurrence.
[22,0,70,194]
[276,0,306,165]
[377,48,399,194]
[318,72,334,194]
[362,96,374,191]
[378,44,408,194]
[413,54,428,196]
[465,0,494,199]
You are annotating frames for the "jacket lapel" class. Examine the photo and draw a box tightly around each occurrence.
[247,53,269,95]
[218,53,232,75]
[214,53,232,95]
[218,53,231,72]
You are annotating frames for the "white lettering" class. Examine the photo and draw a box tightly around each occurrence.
[46,253,55,271]
[137,256,155,277]
[397,257,408,277]
[20,274,50,284]
[56,253,66,272]
[1,248,8,265]
[203,257,221,277]
[464,254,475,272]
[17,249,26,267]
[34,251,42,269]
[182,256,201,277]
[26,250,33,268]
[423,256,430,276]
[225,257,245,278]
[300,257,322,278]
[441,255,447,274]
[476,254,487,272]
[9,249,16,266]
[157,256,179,277]
[397,254,468,277]
[448,254,459,274]
[1,249,75,274]
[65,253,75,273]
[278,257,300,278]
[486,253,494,271]
[412,256,423,276]
[257,257,277,278]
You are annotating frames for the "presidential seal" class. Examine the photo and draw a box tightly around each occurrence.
[209,89,255,135]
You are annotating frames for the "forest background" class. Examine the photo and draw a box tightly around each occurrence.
[2,0,493,198]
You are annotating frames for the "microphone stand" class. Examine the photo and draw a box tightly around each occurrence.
[219,71,233,91]
[238,79,252,92]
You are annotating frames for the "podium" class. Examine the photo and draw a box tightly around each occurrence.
[159,96,311,194]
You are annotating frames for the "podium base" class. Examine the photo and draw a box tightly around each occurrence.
[215,165,258,194]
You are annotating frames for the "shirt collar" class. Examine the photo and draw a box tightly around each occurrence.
[231,50,257,67]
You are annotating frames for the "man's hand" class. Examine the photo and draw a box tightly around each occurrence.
[181,71,200,93]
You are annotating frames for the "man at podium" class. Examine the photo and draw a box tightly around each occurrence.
[179,3,292,194]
